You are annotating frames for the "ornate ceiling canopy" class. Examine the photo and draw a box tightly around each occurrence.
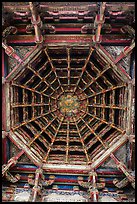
[8,44,129,166]
[2,2,135,202]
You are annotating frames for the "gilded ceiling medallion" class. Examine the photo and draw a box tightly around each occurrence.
[59,94,79,116]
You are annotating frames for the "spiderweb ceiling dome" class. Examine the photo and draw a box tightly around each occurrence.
[10,45,127,166]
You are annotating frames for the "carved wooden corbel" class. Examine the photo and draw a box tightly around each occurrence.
[42,175,55,186]
[2,26,17,40]
[2,150,24,177]
[2,26,22,62]
[110,154,135,189]
[4,171,20,183]
[29,167,55,202]
[113,177,129,189]
[28,173,55,187]
[78,170,105,202]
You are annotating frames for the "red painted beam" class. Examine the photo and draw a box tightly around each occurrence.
[97,44,131,80]
[5,45,38,81]
[114,42,135,64]
[2,137,7,164]
[2,150,24,176]
[2,86,6,130]
[11,165,124,176]
[2,49,5,77]
[7,35,131,45]
[56,27,81,32]
[2,42,22,63]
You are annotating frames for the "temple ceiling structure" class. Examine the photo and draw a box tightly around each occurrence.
[2,2,135,202]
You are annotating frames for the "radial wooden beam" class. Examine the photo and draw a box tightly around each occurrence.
[80,84,127,100]
[88,104,126,110]
[73,116,91,164]
[65,121,70,163]
[79,65,110,94]
[43,116,64,162]
[27,65,55,92]
[12,83,56,100]
[109,90,115,123]
[80,109,125,133]
[12,103,49,108]
[44,48,65,93]
[28,116,58,145]
[67,47,71,88]
[12,108,58,131]
[73,47,94,93]
[80,117,107,149]
[102,92,105,120]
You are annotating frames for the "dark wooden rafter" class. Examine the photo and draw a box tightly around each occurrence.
[67,47,71,88]
[66,120,69,163]
[28,116,58,145]
[27,65,55,92]
[43,116,64,162]
[81,84,127,100]
[44,48,65,93]
[73,47,94,94]
[11,108,58,131]
[11,83,56,100]
[73,116,91,164]
[80,110,125,133]
[79,64,111,94]
[79,116,107,149]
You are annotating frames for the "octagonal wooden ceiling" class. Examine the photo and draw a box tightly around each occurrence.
[9,45,128,165]
[2,2,135,174]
